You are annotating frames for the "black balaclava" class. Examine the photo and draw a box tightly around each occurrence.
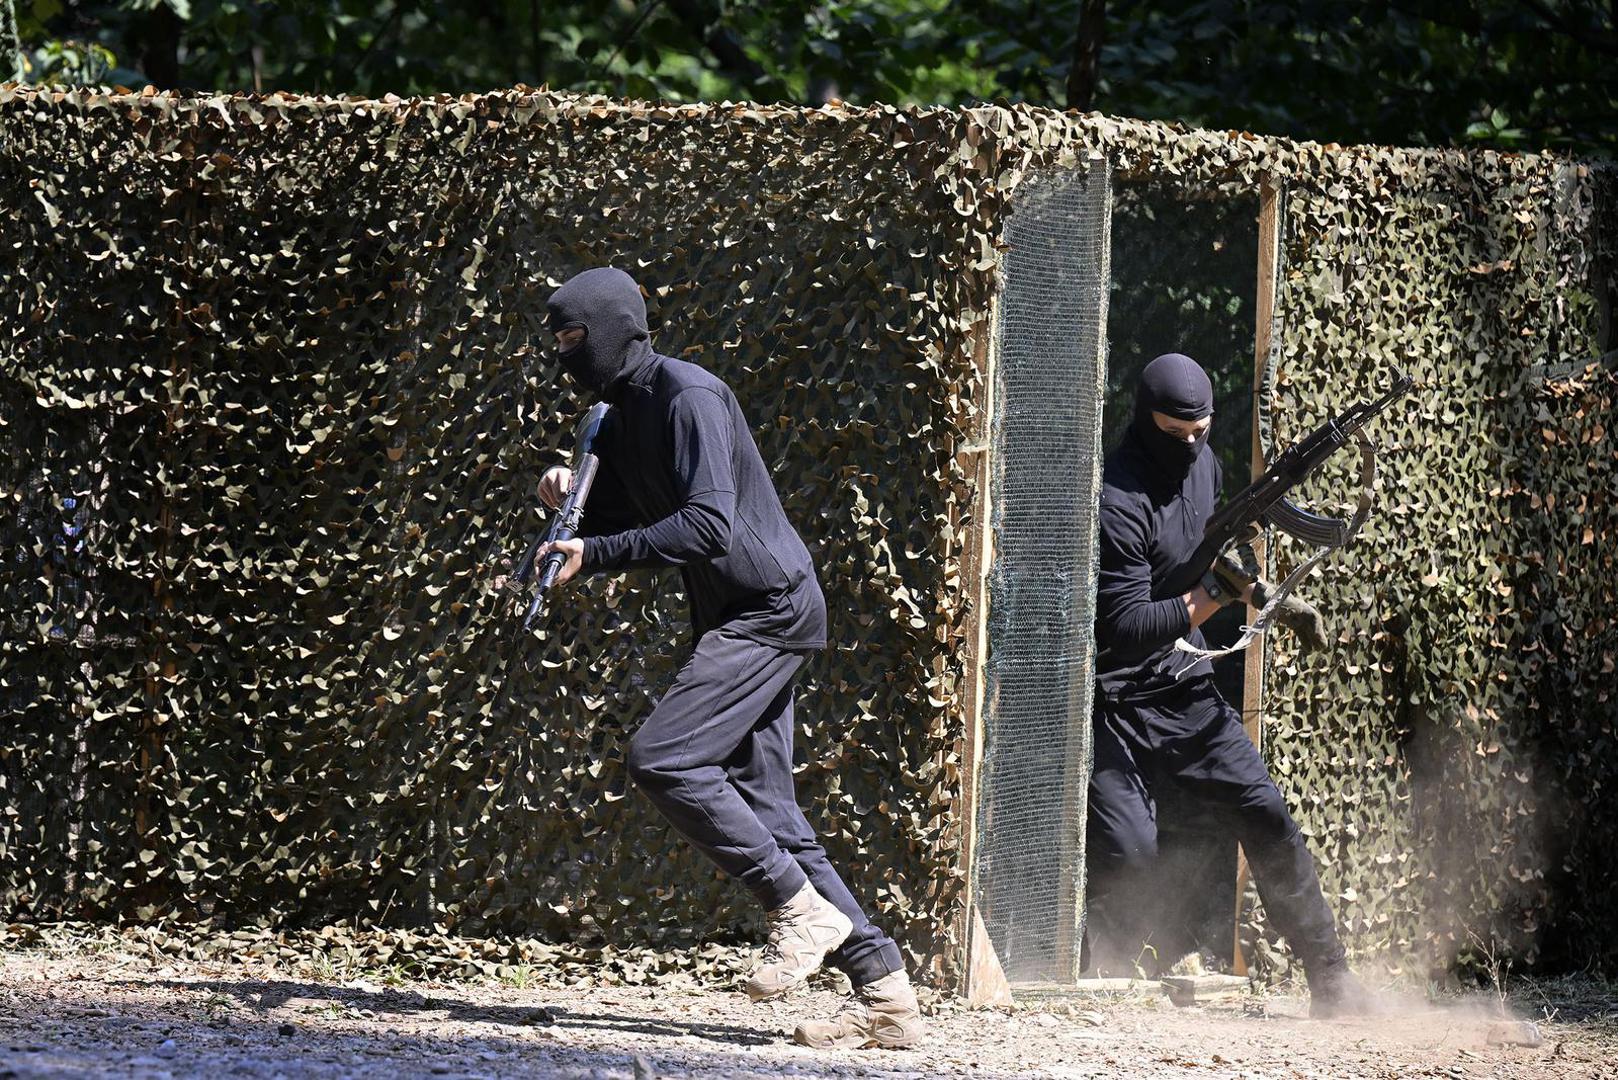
[1132,352,1214,477]
[544,267,652,399]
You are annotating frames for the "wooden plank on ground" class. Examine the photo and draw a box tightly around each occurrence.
[966,906,1014,1008]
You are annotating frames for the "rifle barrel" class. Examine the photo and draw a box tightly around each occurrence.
[1161,367,1412,599]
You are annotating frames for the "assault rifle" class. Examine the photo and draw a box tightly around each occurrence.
[1163,367,1414,603]
[513,401,614,629]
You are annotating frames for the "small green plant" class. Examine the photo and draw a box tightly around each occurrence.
[307,951,338,982]
[377,961,424,987]
[500,963,535,990]
[73,933,116,960]
[1131,941,1160,983]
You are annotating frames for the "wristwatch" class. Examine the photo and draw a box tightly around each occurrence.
[1199,568,1233,604]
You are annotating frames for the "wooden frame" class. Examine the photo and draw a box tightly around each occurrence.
[1233,180,1282,975]
[957,299,1014,1007]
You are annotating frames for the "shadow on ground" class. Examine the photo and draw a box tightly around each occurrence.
[4,972,957,1080]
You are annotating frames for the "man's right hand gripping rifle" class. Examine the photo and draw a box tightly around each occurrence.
[534,464,586,585]
[511,401,613,629]
[1198,541,1328,653]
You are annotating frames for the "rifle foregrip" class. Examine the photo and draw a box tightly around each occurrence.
[536,552,565,592]
[515,403,614,632]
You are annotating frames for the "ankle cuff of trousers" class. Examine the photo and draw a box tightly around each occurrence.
[756,863,809,911]
[842,943,905,988]
[1303,945,1349,977]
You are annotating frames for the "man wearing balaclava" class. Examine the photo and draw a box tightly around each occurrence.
[532,267,923,1049]
[1087,352,1373,1017]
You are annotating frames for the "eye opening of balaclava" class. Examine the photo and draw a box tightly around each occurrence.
[1132,352,1214,477]
[544,267,651,399]
[553,322,588,354]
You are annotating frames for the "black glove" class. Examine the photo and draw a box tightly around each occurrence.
[1204,550,1328,652]
[1203,549,1257,606]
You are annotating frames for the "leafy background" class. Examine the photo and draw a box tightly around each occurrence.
[5,1,1616,155]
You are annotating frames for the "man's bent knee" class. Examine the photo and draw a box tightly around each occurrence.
[1088,824,1159,879]
[625,737,679,791]
[1236,785,1302,848]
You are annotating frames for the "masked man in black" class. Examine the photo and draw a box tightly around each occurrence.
[532,267,924,1049]
[1087,351,1373,1016]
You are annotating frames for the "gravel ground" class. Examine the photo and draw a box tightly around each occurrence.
[2,937,1615,1079]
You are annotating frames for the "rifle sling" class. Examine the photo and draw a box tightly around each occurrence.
[1169,428,1378,674]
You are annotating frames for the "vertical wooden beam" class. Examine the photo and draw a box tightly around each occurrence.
[1234,180,1281,976]
[956,299,1011,1007]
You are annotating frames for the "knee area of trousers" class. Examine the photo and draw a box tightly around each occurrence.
[1118,835,1159,872]
[1092,826,1158,873]
[624,740,676,789]
[777,834,827,860]
[1240,788,1299,839]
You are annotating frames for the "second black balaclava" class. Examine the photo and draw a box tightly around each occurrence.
[1132,352,1214,477]
[544,267,652,399]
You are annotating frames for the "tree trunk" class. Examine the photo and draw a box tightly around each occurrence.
[531,0,546,88]
[1066,0,1106,111]
[141,4,182,88]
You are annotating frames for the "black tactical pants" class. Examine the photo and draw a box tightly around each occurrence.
[624,626,904,987]
[1084,675,1347,976]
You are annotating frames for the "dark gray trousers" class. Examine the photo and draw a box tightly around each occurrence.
[1085,675,1347,976]
[625,627,904,987]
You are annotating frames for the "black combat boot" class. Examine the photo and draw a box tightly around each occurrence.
[1307,959,1380,1018]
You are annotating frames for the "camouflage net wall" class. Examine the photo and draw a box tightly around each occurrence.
[1,85,1613,986]
[0,85,1016,988]
[1258,148,1618,977]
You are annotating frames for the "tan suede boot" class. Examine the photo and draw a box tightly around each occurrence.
[743,882,853,1002]
[792,970,925,1049]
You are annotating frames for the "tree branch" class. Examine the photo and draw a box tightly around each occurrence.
[1511,0,1618,53]
[662,0,780,96]
[597,0,667,80]
[354,3,406,83]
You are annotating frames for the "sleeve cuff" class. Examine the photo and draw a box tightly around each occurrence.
[1172,596,1192,636]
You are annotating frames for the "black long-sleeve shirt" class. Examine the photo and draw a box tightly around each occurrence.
[1093,431,1220,698]
[576,351,827,650]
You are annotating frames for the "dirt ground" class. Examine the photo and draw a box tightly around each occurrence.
[3,929,1615,1079]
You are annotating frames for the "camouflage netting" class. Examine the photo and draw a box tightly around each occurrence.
[1,84,1613,988]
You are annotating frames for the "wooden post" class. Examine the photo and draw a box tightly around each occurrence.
[956,301,1012,1007]
[1234,181,1281,975]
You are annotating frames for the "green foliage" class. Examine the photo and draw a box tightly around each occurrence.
[8,1,1617,154]
[1463,107,1530,149]
[21,37,117,84]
